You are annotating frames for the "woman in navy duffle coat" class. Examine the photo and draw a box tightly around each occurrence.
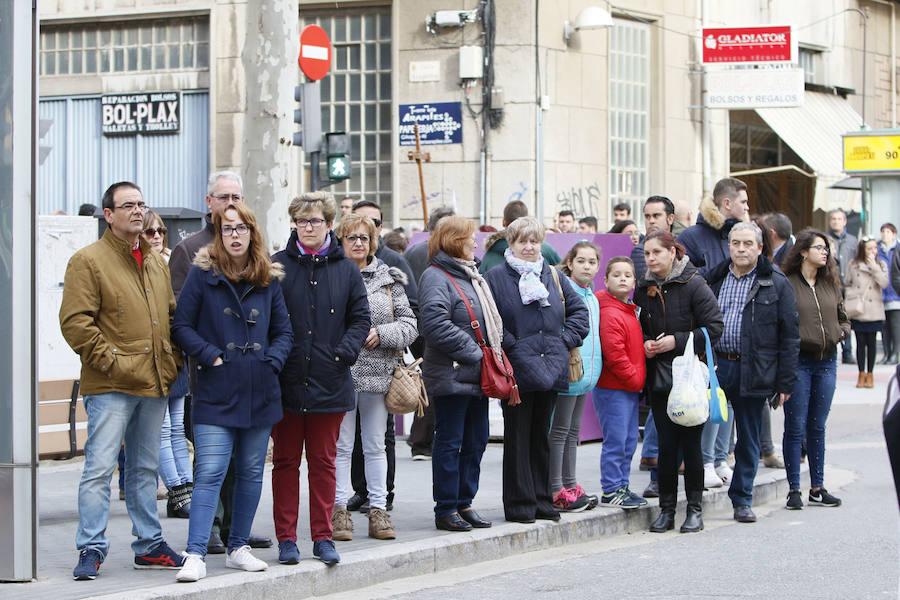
[172,203,292,582]
[483,216,589,524]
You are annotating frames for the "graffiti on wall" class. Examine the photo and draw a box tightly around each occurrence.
[557,182,602,218]
[507,181,529,204]
[403,188,457,215]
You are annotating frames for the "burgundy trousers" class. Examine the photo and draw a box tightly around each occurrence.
[271,411,344,542]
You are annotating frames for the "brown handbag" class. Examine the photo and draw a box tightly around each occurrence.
[550,267,584,383]
[434,267,520,403]
[381,284,429,416]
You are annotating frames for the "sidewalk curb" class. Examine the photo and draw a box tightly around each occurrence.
[86,467,802,600]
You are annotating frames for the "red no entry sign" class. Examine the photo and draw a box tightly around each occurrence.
[299,25,332,81]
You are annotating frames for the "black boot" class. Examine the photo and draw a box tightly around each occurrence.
[649,493,676,532]
[680,491,704,533]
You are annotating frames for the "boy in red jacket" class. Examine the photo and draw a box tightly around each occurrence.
[594,257,647,509]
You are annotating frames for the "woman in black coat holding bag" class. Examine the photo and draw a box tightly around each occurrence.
[483,216,589,524]
[634,231,723,534]
[419,216,501,532]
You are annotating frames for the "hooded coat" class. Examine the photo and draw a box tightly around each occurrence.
[595,290,646,392]
[171,247,293,429]
[484,261,590,393]
[272,230,371,415]
[676,197,742,278]
[633,258,724,395]
[478,231,562,275]
[351,257,418,393]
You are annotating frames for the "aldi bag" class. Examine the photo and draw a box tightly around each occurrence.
[667,331,710,427]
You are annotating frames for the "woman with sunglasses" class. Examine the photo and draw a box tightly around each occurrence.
[270,192,370,566]
[172,203,292,581]
[142,211,193,519]
[781,230,850,510]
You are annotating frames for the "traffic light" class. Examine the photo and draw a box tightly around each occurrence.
[292,82,322,152]
[325,132,350,181]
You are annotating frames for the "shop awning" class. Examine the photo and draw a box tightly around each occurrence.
[755,91,864,178]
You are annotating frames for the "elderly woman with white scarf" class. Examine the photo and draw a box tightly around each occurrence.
[419,216,503,532]
[483,216,589,524]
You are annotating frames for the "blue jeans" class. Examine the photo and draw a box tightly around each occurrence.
[641,408,658,458]
[432,394,489,518]
[701,402,734,465]
[186,423,272,555]
[784,353,837,490]
[716,357,765,507]
[593,388,639,493]
[76,392,167,557]
[158,395,192,489]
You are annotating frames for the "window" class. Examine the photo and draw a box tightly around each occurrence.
[302,9,393,222]
[609,19,650,227]
[798,48,821,85]
[40,17,209,76]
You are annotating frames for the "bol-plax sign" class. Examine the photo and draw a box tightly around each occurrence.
[702,25,793,64]
[299,25,331,81]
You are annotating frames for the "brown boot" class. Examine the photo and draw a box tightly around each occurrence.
[865,372,875,388]
[331,506,353,541]
[367,507,396,540]
[856,372,866,388]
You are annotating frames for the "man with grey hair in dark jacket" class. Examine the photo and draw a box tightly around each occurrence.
[707,221,799,523]
[827,208,858,364]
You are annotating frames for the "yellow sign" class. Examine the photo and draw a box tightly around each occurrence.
[843,134,900,172]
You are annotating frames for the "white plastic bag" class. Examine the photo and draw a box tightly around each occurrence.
[667,331,710,427]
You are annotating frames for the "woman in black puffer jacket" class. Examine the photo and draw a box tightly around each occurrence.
[634,231,723,535]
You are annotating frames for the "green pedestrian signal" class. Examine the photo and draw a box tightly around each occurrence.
[325,131,351,182]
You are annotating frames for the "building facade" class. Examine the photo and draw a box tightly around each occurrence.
[37,0,898,236]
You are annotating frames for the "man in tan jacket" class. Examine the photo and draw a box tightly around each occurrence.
[60,181,183,580]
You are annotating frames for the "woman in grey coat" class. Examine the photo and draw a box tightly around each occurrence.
[419,216,502,532]
[331,214,417,542]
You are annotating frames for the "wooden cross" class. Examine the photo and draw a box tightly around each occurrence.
[406,122,431,225]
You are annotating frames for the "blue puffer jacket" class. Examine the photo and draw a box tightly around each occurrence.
[272,230,371,415]
[676,196,741,278]
[172,247,293,429]
[562,275,602,396]
[484,261,590,393]
[418,252,489,399]
[878,241,900,304]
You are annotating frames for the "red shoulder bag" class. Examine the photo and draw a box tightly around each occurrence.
[434,267,520,404]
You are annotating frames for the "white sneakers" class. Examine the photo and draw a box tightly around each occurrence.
[176,553,206,582]
[225,545,268,572]
[715,462,733,484]
[703,463,723,488]
[177,546,268,583]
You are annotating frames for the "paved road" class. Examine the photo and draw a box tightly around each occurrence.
[318,400,900,600]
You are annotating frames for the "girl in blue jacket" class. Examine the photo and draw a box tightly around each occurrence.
[549,241,603,512]
[172,203,292,582]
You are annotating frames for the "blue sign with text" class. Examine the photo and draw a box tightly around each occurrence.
[399,102,463,146]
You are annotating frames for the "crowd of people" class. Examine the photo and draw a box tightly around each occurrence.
[60,171,877,584]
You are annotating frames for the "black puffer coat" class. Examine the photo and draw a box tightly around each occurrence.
[634,258,724,394]
[272,230,370,414]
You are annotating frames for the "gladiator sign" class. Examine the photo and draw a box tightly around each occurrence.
[702,26,793,64]
[101,91,181,134]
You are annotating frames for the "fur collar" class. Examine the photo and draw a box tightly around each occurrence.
[698,196,726,231]
[193,245,285,280]
[483,231,507,252]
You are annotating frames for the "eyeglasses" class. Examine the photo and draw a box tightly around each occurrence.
[112,202,148,212]
[371,218,382,228]
[144,227,167,237]
[810,244,829,253]
[222,224,252,236]
[210,193,244,202]
[295,218,326,228]
[344,234,370,244]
